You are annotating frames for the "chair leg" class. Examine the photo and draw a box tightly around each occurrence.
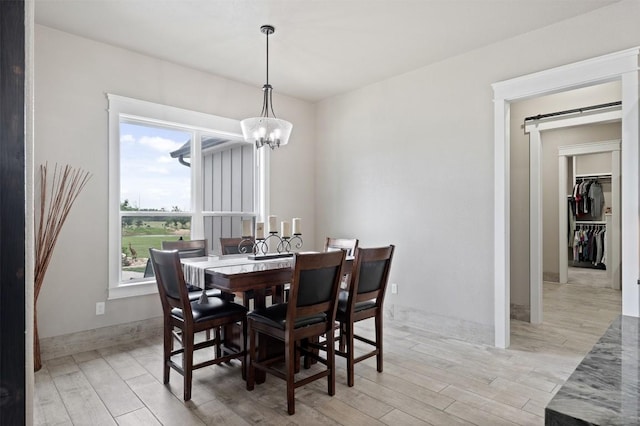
[339,322,346,353]
[347,319,355,387]
[241,318,248,381]
[246,323,256,391]
[326,327,336,396]
[375,314,383,373]
[302,338,311,370]
[182,331,194,401]
[286,336,296,415]
[215,326,222,358]
[163,322,172,384]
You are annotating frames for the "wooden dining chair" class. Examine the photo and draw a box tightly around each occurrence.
[219,237,255,255]
[246,250,346,415]
[325,237,359,287]
[324,237,359,257]
[335,245,395,387]
[149,248,248,401]
[161,238,222,301]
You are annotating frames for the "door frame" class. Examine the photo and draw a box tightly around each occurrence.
[492,47,639,348]
[525,112,622,325]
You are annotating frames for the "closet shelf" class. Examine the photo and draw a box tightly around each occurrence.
[575,172,612,180]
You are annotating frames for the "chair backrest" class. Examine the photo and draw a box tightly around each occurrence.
[220,237,255,255]
[347,245,395,309]
[143,258,155,277]
[148,248,192,321]
[161,239,208,258]
[324,237,359,257]
[286,251,346,331]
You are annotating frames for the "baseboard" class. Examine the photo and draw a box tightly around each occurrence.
[385,304,493,345]
[39,317,163,361]
[543,272,560,282]
[510,303,530,322]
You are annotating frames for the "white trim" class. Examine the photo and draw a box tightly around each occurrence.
[558,156,568,284]
[557,140,621,310]
[620,70,640,316]
[492,47,639,101]
[107,94,260,300]
[529,129,542,325]
[526,114,622,325]
[557,139,622,156]
[493,99,510,348]
[191,131,204,239]
[492,47,640,348]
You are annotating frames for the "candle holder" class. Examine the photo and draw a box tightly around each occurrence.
[245,232,303,260]
[238,236,256,254]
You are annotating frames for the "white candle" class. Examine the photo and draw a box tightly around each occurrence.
[281,221,291,238]
[268,215,277,233]
[242,220,252,237]
[256,222,265,239]
[292,218,301,235]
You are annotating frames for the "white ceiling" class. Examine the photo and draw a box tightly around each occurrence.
[35,0,618,102]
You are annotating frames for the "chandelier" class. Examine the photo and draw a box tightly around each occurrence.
[240,25,293,149]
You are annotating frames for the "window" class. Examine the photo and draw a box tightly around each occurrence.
[108,95,266,299]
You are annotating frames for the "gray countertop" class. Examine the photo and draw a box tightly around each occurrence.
[545,315,640,425]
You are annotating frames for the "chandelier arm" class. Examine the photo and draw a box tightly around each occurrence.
[261,87,269,117]
[269,88,277,118]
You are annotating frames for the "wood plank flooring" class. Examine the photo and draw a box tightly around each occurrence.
[34,282,621,425]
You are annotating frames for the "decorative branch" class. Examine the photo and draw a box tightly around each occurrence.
[34,163,92,299]
[33,163,91,371]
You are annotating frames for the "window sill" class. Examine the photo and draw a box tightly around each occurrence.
[108,280,157,300]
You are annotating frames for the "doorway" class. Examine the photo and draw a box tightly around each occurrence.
[526,106,622,324]
[492,47,640,348]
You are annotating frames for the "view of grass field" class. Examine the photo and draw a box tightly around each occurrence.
[121,220,191,276]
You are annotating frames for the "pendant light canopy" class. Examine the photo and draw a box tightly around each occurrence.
[241,25,293,149]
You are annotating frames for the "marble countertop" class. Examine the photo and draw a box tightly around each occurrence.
[545,315,640,425]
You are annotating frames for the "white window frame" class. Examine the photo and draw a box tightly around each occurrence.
[107,94,266,299]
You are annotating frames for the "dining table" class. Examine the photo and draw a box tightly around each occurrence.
[180,252,353,383]
[181,253,353,308]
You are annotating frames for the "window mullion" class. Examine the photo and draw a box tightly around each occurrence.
[191,130,204,239]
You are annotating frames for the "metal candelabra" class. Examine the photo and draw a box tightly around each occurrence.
[239,232,303,259]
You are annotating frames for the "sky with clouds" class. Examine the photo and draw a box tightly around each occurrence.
[120,122,191,212]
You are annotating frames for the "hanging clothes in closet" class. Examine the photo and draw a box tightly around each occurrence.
[570,179,604,219]
[569,177,607,269]
[572,224,606,269]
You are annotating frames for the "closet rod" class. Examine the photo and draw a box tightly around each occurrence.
[575,220,607,224]
[575,174,612,180]
[524,101,621,122]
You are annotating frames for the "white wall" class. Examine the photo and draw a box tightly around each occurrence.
[35,0,640,344]
[316,1,640,343]
[34,25,316,338]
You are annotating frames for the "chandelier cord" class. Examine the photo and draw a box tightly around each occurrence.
[265,28,269,87]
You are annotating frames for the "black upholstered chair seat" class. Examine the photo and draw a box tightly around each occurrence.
[172,298,247,323]
[336,290,376,318]
[248,303,327,330]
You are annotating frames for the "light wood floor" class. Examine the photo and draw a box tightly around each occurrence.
[34,282,621,426]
